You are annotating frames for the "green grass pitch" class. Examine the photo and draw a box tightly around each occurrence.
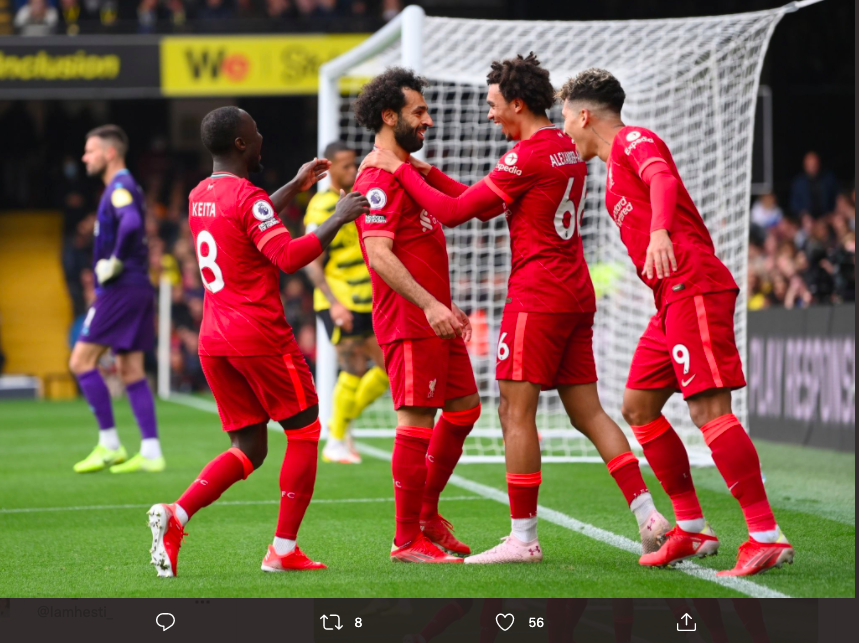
[0,397,853,598]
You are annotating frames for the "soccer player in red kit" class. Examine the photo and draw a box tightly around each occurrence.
[147,107,369,577]
[362,54,667,564]
[559,69,793,576]
[352,68,482,563]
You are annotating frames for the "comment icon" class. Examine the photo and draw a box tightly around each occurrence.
[156,613,175,631]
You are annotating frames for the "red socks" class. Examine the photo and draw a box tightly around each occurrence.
[276,420,321,540]
[606,452,649,505]
[632,416,703,521]
[421,405,480,521]
[176,447,253,519]
[392,426,432,546]
[507,471,541,519]
[702,414,776,533]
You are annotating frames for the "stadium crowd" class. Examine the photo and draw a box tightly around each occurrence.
[747,152,855,310]
[8,0,400,35]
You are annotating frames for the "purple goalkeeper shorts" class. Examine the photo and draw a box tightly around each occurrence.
[80,284,155,353]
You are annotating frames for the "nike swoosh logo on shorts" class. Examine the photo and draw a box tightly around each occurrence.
[681,374,697,387]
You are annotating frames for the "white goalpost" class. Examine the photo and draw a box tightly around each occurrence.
[160,2,818,465]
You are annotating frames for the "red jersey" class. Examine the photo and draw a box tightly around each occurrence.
[606,126,738,310]
[188,171,294,356]
[485,127,596,314]
[354,167,451,345]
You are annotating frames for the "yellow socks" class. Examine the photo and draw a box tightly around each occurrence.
[350,367,390,421]
[329,372,360,441]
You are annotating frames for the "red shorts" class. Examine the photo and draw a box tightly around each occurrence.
[495,311,597,389]
[627,290,746,399]
[200,345,318,431]
[382,336,478,409]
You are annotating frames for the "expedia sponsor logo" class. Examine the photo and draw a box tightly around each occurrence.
[624,136,655,155]
[191,202,217,217]
[549,150,582,168]
[612,196,633,225]
[0,50,120,80]
[495,162,522,176]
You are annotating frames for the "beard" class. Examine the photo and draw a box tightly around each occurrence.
[394,118,425,154]
[86,163,106,179]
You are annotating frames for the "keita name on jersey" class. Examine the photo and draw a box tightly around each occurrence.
[191,202,217,217]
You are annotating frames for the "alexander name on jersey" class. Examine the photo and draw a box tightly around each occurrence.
[494,148,584,179]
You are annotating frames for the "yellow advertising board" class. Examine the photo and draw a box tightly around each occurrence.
[160,34,368,96]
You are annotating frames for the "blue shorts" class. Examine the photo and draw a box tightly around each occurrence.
[80,284,155,353]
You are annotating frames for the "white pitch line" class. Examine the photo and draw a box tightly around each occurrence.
[0,496,485,515]
[167,395,791,599]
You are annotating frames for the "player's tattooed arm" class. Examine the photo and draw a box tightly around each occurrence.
[268,157,331,214]
[364,236,463,340]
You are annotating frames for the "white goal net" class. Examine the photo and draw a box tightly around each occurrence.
[313,3,805,463]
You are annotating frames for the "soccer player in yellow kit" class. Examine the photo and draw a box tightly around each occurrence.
[304,142,389,464]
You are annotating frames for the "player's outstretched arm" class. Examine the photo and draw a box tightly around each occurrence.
[407,156,469,198]
[261,191,369,274]
[268,157,331,214]
[364,236,462,339]
[396,164,503,227]
[360,149,501,225]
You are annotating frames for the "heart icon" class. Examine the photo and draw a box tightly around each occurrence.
[495,613,515,632]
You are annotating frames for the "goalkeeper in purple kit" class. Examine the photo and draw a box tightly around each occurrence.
[69,125,165,474]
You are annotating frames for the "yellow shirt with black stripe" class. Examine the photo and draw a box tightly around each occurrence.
[304,189,373,313]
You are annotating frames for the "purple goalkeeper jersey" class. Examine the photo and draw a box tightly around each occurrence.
[94,169,150,294]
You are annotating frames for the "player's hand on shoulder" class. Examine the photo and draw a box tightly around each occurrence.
[294,157,331,192]
[408,156,433,177]
[423,299,462,340]
[330,301,354,333]
[359,148,403,175]
[334,189,370,223]
[643,229,678,280]
[451,303,471,343]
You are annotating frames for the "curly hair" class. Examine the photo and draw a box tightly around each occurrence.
[486,52,555,116]
[354,67,429,133]
[556,68,625,114]
[200,106,243,155]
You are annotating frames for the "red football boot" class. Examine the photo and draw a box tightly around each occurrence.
[391,533,464,563]
[639,523,720,567]
[148,503,187,578]
[261,545,327,571]
[421,514,471,556]
[717,531,794,577]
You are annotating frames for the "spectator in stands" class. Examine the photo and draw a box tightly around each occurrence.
[750,192,783,230]
[137,0,162,33]
[63,213,96,317]
[235,0,261,19]
[382,0,402,21]
[58,0,86,35]
[14,0,59,35]
[790,151,840,220]
[200,0,234,20]
[264,0,294,20]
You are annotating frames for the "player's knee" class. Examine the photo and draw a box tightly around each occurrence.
[69,350,94,375]
[246,443,268,470]
[280,404,319,431]
[621,403,646,427]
